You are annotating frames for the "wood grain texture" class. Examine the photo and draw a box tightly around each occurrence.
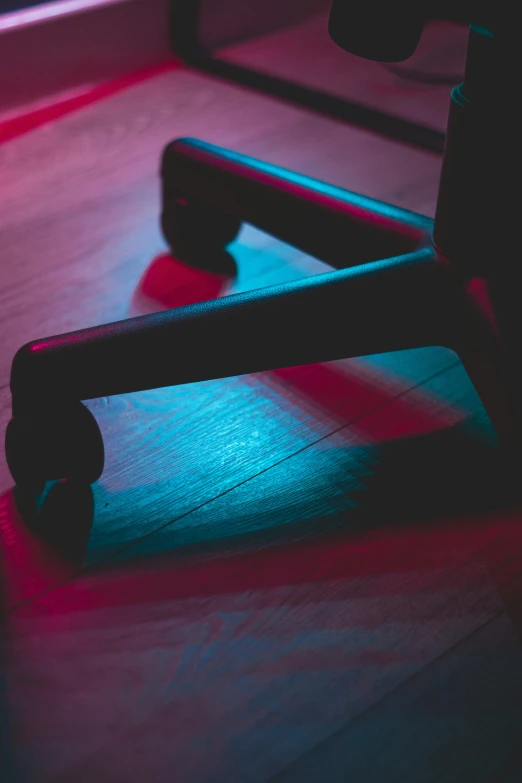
[272,614,522,783]
[4,365,520,782]
[0,68,442,388]
[1,27,521,783]
[0,62,451,607]
[3,564,503,782]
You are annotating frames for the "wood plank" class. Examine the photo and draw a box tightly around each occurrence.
[0,65,455,610]
[3,362,519,782]
[2,563,501,782]
[0,67,442,387]
[2,45,511,783]
[272,614,522,782]
[0,343,458,607]
[94,361,515,581]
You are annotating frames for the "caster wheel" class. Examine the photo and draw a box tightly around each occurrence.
[5,401,105,495]
[161,198,241,264]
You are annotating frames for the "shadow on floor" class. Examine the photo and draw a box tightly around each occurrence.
[131,252,236,316]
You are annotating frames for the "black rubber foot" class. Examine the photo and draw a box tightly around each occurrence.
[5,401,105,495]
[161,198,241,265]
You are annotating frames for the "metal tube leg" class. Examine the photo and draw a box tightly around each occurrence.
[162,138,433,268]
[11,249,457,412]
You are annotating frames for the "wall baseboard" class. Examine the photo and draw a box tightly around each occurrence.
[0,0,330,114]
[0,0,172,113]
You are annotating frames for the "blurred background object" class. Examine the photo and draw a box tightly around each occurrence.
[1,0,468,140]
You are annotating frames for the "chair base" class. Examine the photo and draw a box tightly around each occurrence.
[6,25,520,492]
[6,136,522,492]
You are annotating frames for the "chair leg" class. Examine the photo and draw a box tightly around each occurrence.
[11,248,452,404]
[7,248,457,490]
[161,138,433,269]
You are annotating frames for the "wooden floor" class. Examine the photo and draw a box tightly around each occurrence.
[1,16,522,783]
[219,14,469,132]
